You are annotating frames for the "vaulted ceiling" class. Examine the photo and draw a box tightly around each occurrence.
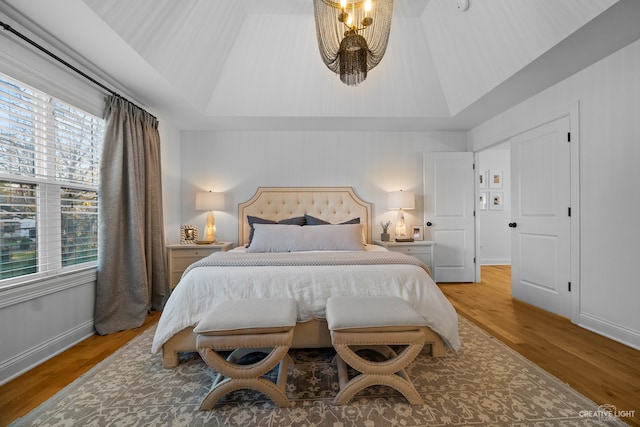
[3,0,639,131]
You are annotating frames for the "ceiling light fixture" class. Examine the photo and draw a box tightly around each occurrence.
[313,0,393,86]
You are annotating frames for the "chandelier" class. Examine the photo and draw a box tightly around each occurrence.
[313,0,393,86]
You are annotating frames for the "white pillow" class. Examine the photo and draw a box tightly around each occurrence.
[246,224,301,253]
[246,223,364,253]
[300,224,364,251]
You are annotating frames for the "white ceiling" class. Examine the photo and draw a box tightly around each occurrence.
[3,0,640,131]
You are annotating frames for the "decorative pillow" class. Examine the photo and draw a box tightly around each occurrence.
[304,215,366,244]
[246,223,364,253]
[246,224,301,252]
[246,215,306,246]
[299,224,364,251]
[304,214,360,226]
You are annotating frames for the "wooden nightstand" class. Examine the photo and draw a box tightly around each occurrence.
[373,240,435,277]
[166,242,233,289]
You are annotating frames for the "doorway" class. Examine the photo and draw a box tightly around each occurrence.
[476,143,511,267]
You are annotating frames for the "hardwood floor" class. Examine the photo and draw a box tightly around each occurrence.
[439,265,640,427]
[0,311,161,427]
[1,266,638,426]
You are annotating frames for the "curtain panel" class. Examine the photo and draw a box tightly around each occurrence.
[95,96,168,335]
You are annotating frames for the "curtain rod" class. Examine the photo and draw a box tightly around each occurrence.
[0,20,156,119]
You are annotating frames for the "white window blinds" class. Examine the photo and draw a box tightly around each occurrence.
[0,72,103,285]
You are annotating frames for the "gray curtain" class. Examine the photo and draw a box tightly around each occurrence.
[95,95,168,335]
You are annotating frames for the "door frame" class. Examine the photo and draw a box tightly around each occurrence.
[473,102,581,323]
[474,151,481,282]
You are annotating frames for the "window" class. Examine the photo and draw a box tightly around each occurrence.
[0,73,103,285]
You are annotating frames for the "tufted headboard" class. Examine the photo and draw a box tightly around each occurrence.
[238,187,372,246]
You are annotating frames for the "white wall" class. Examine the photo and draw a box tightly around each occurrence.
[177,131,467,246]
[469,38,640,350]
[477,146,511,265]
[158,121,182,245]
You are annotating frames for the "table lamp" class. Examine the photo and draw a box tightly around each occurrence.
[195,191,225,243]
[387,190,415,241]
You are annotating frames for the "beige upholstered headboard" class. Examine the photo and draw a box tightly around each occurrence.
[238,187,372,246]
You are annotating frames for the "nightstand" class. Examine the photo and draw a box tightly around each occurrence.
[373,240,435,277]
[167,242,233,289]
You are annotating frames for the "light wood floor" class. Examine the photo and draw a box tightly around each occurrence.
[0,311,161,427]
[1,266,638,426]
[439,265,639,427]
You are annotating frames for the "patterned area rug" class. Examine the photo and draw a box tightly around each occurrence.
[11,317,627,427]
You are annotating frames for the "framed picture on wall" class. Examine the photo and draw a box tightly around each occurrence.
[490,169,503,188]
[490,192,504,210]
[479,169,488,188]
[479,192,487,210]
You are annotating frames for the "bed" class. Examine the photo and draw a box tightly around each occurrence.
[153,187,460,368]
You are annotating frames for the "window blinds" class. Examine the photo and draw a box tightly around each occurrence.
[0,72,103,283]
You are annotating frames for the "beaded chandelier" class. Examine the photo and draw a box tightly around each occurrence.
[313,0,393,86]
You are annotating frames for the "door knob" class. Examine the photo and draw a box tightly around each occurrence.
[425,222,432,227]
[508,222,517,228]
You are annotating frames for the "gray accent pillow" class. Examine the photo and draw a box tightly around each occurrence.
[304,214,360,225]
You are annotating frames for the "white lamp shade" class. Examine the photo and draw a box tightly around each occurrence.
[195,191,225,211]
[387,190,415,210]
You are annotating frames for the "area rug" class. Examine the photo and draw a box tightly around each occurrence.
[10,317,628,427]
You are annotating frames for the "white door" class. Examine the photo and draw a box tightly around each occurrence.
[424,152,475,282]
[510,116,571,317]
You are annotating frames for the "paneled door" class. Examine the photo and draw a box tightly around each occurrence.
[423,152,475,282]
[510,116,571,317]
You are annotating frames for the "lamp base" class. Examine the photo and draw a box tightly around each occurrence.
[203,211,216,243]
[395,209,408,239]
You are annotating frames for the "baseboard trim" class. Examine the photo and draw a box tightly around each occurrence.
[578,312,640,351]
[479,259,511,266]
[0,320,95,386]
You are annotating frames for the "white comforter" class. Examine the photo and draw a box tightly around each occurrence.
[151,247,460,353]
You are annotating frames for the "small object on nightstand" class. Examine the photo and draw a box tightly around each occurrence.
[395,238,414,242]
[180,225,198,244]
[378,220,391,241]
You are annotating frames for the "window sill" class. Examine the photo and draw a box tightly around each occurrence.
[0,267,97,309]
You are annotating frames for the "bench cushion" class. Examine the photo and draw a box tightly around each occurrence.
[326,296,427,332]
[194,298,297,336]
